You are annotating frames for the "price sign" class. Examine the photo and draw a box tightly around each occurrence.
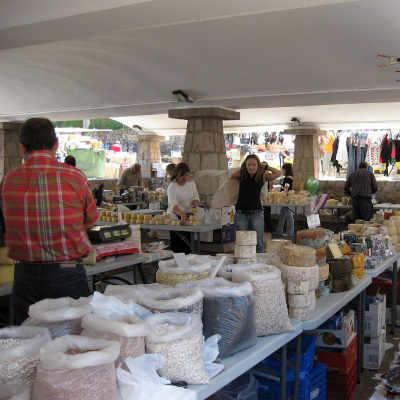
[307,213,321,229]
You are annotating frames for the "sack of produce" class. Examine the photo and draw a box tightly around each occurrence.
[279,244,316,268]
[145,313,209,384]
[81,292,149,363]
[232,265,292,336]
[0,327,51,399]
[32,335,120,400]
[296,228,334,249]
[178,278,257,358]
[24,297,91,338]
[277,264,319,293]
[139,287,203,316]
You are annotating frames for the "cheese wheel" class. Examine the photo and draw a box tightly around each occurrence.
[278,264,319,291]
[236,231,257,246]
[279,244,316,268]
[287,280,310,295]
[234,245,256,259]
[319,264,330,282]
[288,291,316,308]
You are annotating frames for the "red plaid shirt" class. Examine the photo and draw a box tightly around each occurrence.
[2,151,98,262]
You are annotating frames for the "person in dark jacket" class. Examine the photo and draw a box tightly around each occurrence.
[345,162,378,221]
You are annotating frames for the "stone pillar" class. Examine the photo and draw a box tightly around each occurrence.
[168,107,240,172]
[283,126,325,191]
[137,134,162,178]
[0,122,23,179]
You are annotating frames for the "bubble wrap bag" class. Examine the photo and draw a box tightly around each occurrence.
[145,313,209,384]
[232,265,292,336]
[139,288,203,316]
[0,326,51,399]
[32,335,120,400]
[24,297,91,338]
[180,278,257,358]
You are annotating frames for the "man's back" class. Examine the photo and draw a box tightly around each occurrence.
[345,168,377,198]
[2,151,98,262]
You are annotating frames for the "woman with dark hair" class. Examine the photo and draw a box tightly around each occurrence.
[231,155,280,252]
[276,163,295,236]
[167,162,200,253]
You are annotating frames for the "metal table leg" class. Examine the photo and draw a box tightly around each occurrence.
[280,345,287,400]
[293,335,302,399]
[92,274,96,293]
[392,261,398,334]
[357,289,366,382]
[137,263,148,284]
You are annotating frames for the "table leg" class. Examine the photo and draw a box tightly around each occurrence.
[137,263,148,284]
[132,265,136,284]
[280,344,287,400]
[293,335,302,400]
[196,232,201,254]
[190,233,195,254]
[357,289,366,382]
[392,261,398,334]
[92,275,96,293]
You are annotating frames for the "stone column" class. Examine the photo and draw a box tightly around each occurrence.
[168,107,240,172]
[137,134,162,178]
[0,122,23,179]
[283,126,325,191]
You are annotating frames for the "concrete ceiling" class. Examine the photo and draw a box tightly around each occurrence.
[1,0,400,121]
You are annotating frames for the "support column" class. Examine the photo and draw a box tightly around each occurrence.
[0,122,23,179]
[283,126,324,191]
[168,107,240,173]
[137,134,162,178]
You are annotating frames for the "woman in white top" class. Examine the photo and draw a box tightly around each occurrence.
[167,162,200,253]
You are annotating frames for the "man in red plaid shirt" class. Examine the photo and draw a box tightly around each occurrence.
[1,118,98,324]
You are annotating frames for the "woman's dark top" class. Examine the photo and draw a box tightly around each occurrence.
[281,177,293,191]
[236,175,263,212]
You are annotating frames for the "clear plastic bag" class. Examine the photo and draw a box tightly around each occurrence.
[145,313,209,384]
[33,335,120,400]
[0,326,51,399]
[213,374,259,400]
[81,292,148,363]
[232,265,292,336]
[24,297,91,338]
[104,283,168,303]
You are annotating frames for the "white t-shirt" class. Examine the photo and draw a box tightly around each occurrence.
[167,180,200,215]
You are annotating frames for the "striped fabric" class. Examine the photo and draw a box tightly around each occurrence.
[2,151,98,262]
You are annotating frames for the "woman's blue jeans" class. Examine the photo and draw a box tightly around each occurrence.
[235,210,264,252]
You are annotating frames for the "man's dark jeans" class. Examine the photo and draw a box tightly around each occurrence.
[352,196,374,221]
[12,262,90,325]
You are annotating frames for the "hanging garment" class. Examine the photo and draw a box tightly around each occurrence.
[380,134,392,164]
[336,134,349,168]
[395,140,400,162]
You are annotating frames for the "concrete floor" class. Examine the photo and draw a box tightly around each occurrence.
[353,332,399,400]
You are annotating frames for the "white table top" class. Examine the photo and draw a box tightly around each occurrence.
[302,275,372,331]
[189,320,303,400]
[140,223,221,233]
[365,254,399,278]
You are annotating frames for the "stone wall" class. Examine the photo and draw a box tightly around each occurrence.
[0,122,22,179]
[319,179,400,203]
[137,134,161,178]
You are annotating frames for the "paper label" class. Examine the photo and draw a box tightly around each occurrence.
[307,213,321,229]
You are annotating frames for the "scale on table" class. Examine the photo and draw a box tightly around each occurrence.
[87,223,131,243]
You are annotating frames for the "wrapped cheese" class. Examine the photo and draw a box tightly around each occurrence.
[287,280,310,295]
[236,231,257,246]
[279,244,316,268]
[319,264,330,282]
[266,239,292,254]
[277,264,319,292]
[296,228,333,249]
[234,245,256,259]
[288,291,316,308]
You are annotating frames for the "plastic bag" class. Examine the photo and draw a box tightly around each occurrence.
[139,288,203,316]
[214,374,259,400]
[117,354,196,400]
[104,283,168,303]
[232,265,292,336]
[24,297,91,338]
[81,292,148,363]
[33,335,120,400]
[178,278,257,358]
[0,326,51,399]
[145,313,209,384]
[156,261,212,286]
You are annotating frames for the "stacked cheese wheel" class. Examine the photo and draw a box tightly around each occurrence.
[234,231,257,264]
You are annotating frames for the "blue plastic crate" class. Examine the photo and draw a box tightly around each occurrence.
[260,335,317,380]
[256,362,327,400]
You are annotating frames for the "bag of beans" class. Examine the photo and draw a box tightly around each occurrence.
[81,292,149,364]
[24,297,91,338]
[178,278,257,358]
[33,335,120,400]
[145,313,209,384]
[232,265,292,336]
[0,326,51,399]
[139,288,203,316]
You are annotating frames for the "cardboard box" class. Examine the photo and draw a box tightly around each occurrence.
[363,328,386,370]
[314,311,355,349]
[365,295,386,337]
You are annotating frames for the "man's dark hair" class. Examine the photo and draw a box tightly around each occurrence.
[64,155,76,167]
[359,161,368,169]
[20,118,57,152]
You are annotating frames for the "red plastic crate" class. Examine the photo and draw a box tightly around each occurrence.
[316,334,357,374]
[367,276,400,304]
[327,361,357,400]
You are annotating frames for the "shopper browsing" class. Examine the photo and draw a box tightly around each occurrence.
[167,162,200,253]
[1,118,98,324]
[231,155,280,252]
[276,163,295,236]
[345,161,377,221]
[119,163,143,189]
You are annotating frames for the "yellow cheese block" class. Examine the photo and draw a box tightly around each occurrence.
[0,264,14,284]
